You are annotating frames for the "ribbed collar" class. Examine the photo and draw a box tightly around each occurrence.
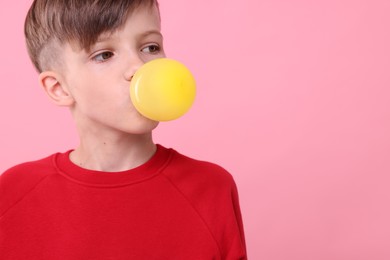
[53,144,173,188]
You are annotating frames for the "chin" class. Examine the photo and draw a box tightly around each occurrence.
[127,119,159,135]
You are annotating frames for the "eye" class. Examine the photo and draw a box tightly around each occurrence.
[141,44,161,54]
[92,51,114,62]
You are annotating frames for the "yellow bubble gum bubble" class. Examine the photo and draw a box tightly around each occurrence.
[130,58,196,121]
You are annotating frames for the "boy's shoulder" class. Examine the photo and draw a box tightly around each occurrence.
[0,154,58,218]
[165,147,237,192]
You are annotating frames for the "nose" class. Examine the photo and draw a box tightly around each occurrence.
[124,54,145,81]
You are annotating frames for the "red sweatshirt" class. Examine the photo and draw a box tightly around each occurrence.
[0,145,246,259]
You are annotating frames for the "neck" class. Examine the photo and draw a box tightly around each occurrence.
[70,131,157,172]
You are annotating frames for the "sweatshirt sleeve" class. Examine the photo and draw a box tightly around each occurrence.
[161,152,247,259]
[229,177,247,259]
[0,158,54,219]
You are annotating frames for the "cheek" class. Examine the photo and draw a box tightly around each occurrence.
[67,68,132,112]
[70,78,109,109]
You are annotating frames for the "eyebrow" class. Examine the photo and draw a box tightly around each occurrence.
[137,30,163,40]
[95,30,163,44]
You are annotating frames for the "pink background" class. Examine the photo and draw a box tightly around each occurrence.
[1,0,390,259]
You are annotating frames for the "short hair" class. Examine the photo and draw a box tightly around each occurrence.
[25,0,158,72]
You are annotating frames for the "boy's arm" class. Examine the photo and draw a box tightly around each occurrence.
[0,160,53,219]
[161,153,247,259]
[230,178,247,260]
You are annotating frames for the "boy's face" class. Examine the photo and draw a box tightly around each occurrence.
[57,5,165,135]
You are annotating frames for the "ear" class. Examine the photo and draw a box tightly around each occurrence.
[39,71,75,106]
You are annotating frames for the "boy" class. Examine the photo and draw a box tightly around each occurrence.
[0,0,247,259]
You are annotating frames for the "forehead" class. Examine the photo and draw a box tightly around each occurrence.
[95,5,161,43]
